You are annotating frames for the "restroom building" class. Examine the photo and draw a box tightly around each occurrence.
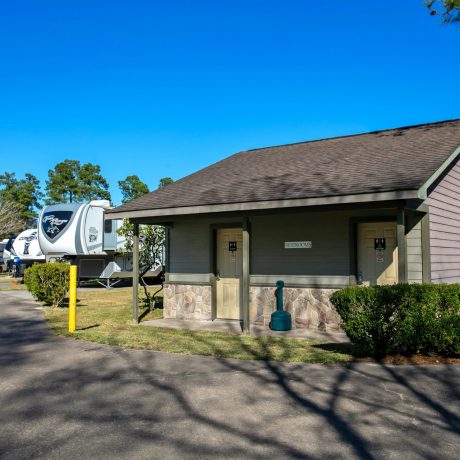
[107,119,460,332]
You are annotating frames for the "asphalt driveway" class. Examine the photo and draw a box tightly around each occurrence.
[0,290,459,459]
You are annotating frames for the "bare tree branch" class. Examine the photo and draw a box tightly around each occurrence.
[0,201,27,238]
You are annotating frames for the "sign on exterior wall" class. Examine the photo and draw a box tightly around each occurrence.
[228,241,237,252]
[284,241,312,249]
[374,238,386,250]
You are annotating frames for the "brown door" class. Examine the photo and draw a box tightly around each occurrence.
[358,222,398,286]
[216,228,243,319]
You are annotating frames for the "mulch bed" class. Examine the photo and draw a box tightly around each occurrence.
[357,354,460,365]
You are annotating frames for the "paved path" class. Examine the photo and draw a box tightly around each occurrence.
[142,318,350,343]
[0,291,459,459]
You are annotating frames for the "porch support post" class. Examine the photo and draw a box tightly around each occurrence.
[397,209,407,283]
[132,222,140,324]
[165,226,170,273]
[421,211,431,283]
[242,218,250,334]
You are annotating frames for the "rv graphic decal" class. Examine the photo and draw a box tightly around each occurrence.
[88,227,98,243]
[18,231,38,241]
[41,211,74,240]
[18,231,37,255]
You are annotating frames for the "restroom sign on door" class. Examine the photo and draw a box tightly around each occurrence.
[374,238,386,250]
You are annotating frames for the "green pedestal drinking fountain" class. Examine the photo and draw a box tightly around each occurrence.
[269,280,292,331]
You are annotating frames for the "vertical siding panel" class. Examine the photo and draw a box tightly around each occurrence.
[427,157,460,283]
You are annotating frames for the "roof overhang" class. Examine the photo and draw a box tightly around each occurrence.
[106,189,420,220]
[418,144,460,199]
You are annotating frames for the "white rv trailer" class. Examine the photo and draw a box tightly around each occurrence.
[38,200,162,285]
[0,240,7,272]
[8,229,45,275]
[1,237,16,272]
[12,229,46,262]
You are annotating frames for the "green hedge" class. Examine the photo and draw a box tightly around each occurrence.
[24,262,70,308]
[330,284,460,358]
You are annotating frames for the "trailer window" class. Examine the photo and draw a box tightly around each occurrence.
[104,220,113,233]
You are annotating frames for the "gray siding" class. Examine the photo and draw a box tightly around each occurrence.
[250,212,350,276]
[169,216,240,274]
[169,220,210,273]
[168,208,398,284]
[426,159,460,283]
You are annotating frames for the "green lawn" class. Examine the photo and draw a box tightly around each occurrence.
[0,279,27,290]
[43,287,353,363]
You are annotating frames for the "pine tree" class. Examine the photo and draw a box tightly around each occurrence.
[118,175,149,203]
[45,160,111,204]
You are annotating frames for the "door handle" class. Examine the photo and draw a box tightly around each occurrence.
[216,271,221,281]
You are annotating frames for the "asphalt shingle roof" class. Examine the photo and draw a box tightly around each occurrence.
[110,119,460,214]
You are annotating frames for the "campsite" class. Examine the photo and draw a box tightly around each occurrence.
[1,2,459,459]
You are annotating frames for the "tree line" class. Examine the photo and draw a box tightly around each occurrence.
[0,159,173,238]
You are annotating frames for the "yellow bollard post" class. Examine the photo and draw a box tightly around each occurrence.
[68,265,77,333]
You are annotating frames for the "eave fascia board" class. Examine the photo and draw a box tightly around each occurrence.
[418,144,460,199]
[105,189,419,220]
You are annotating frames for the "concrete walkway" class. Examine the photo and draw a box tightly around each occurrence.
[0,290,459,459]
[142,318,350,343]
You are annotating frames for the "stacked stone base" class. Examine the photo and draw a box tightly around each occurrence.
[163,284,341,330]
[163,284,212,320]
[250,287,341,331]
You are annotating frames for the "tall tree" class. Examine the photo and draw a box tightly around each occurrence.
[45,159,111,204]
[0,172,43,222]
[45,160,81,204]
[78,163,111,202]
[118,175,149,203]
[158,177,174,188]
[425,0,460,22]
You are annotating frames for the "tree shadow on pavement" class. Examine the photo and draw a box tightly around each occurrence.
[1,306,459,459]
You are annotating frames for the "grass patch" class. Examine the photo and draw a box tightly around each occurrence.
[0,280,27,290]
[44,287,352,363]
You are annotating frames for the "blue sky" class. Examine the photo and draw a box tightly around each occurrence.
[1,1,459,206]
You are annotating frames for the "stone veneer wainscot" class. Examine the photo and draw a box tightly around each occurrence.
[164,283,341,330]
[163,284,212,320]
[250,287,341,330]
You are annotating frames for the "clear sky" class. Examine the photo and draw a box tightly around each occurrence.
[1,1,459,206]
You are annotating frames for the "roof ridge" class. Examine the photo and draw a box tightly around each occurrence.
[243,118,460,153]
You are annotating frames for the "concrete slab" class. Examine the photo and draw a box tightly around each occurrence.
[141,318,350,343]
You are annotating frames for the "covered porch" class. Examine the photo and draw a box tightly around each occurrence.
[114,198,430,335]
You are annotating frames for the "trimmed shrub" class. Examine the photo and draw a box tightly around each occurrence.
[330,284,460,358]
[24,262,70,308]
